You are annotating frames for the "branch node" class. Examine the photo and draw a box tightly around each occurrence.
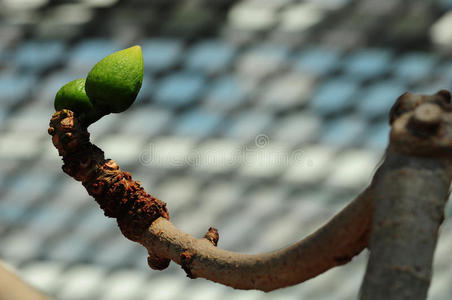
[408,103,442,137]
[389,90,452,156]
[204,227,219,246]
[147,253,170,271]
[436,89,451,104]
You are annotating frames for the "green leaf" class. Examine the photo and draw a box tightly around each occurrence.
[85,45,144,113]
[54,78,93,114]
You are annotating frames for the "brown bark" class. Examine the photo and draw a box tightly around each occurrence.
[140,188,373,291]
[360,153,452,300]
[360,91,452,300]
[48,89,452,295]
[49,109,375,291]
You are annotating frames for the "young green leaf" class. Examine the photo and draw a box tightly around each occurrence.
[54,78,93,114]
[85,45,144,113]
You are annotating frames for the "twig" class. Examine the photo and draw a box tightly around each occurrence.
[49,109,374,291]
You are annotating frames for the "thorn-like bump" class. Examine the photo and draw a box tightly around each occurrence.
[436,89,451,104]
[389,92,424,124]
[408,103,443,137]
[412,103,443,126]
[60,117,74,128]
[180,251,196,279]
[204,227,219,246]
[104,159,119,170]
[89,180,105,196]
[147,253,170,271]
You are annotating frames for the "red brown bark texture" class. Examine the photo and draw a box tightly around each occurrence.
[48,110,171,269]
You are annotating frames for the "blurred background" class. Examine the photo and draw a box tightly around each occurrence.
[1,0,452,299]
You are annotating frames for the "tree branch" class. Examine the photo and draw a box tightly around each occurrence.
[360,91,452,300]
[140,188,373,291]
[48,109,375,291]
[48,89,452,294]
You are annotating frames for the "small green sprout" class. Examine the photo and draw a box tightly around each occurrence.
[54,45,144,126]
[54,78,93,114]
[85,45,144,114]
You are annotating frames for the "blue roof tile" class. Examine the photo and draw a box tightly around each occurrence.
[224,111,273,140]
[69,39,119,71]
[141,38,183,72]
[310,77,359,115]
[344,49,392,79]
[393,53,437,83]
[185,40,236,74]
[365,121,391,150]
[321,117,366,147]
[0,74,36,106]
[293,47,342,76]
[154,72,205,107]
[16,40,65,72]
[173,109,224,138]
[357,80,407,118]
[204,75,246,111]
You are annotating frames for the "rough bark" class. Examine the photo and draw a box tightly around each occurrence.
[141,188,373,291]
[49,109,374,291]
[360,153,452,300]
[47,89,452,295]
[360,91,452,300]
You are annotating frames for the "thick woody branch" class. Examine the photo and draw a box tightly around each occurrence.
[360,153,452,300]
[141,188,373,291]
[360,91,452,300]
[48,109,375,291]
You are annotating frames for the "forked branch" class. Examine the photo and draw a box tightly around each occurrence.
[48,90,452,293]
